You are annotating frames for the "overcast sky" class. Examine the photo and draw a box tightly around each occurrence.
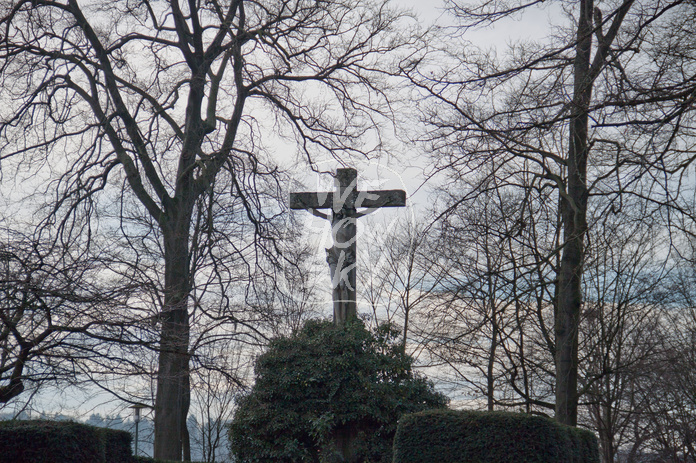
[397,0,560,45]
[7,0,570,422]
[290,0,567,273]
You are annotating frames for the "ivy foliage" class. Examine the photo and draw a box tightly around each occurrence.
[229,319,448,463]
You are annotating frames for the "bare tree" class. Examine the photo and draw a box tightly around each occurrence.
[358,218,450,356]
[0,0,417,458]
[580,202,673,463]
[412,170,558,414]
[0,227,136,406]
[188,339,250,463]
[402,0,696,426]
[628,252,696,462]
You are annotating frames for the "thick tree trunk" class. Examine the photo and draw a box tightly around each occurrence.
[487,261,499,412]
[154,215,192,461]
[599,404,616,463]
[556,0,593,427]
[487,308,499,412]
[332,424,360,463]
[555,0,635,427]
[154,309,190,460]
[183,413,191,462]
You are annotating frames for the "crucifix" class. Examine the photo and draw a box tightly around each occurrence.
[290,167,406,324]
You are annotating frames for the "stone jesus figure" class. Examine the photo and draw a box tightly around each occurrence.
[290,167,406,323]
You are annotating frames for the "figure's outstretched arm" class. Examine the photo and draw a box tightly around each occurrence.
[310,208,329,220]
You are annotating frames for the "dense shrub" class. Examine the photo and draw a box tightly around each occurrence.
[392,409,599,463]
[99,426,133,463]
[229,320,448,463]
[132,458,205,463]
[0,419,132,463]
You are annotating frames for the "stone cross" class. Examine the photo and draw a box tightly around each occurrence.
[290,168,406,324]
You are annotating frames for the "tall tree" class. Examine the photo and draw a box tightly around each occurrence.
[403,0,696,426]
[0,0,415,458]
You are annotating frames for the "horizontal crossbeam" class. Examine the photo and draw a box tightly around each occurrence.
[289,190,406,210]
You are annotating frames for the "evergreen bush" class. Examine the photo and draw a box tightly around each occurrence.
[392,409,599,463]
[229,319,448,463]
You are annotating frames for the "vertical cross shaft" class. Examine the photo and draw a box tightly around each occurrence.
[327,168,358,323]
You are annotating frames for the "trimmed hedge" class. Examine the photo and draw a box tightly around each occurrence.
[132,459,189,463]
[132,459,207,463]
[0,420,132,463]
[100,425,133,463]
[392,410,599,463]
